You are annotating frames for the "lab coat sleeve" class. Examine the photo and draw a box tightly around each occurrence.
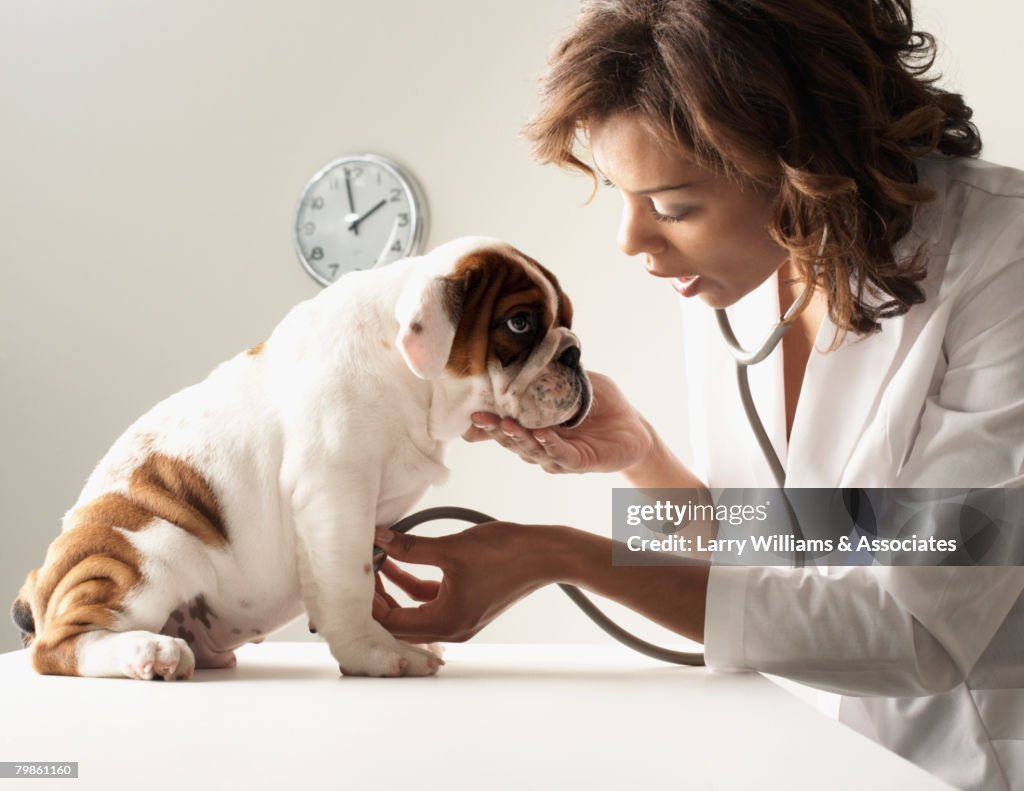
[705,565,1024,697]
[706,254,1024,697]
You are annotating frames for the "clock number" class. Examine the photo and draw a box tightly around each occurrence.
[389,188,402,202]
[397,212,409,227]
[328,264,340,279]
[302,222,316,235]
[345,166,363,181]
[391,239,403,253]
[311,197,324,210]
[311,247,324,261]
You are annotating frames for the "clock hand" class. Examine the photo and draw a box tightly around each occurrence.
[348,198,387,234]
[343,170,358,236]
[344,170,356,213]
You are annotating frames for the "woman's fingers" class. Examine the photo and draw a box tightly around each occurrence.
[372,574,402,622]
[463,413,499,442]
[462,425,492,442]
[372,552,450,639]
[374,528,446,564]
[464,412,501,443]
[378,600,454,644]
[462,411,590,473]
[496,417,567,465]
[374,574,401,607]
[464,413,539,460]
[501,420,587,473]
[528,432,585,469]
[378,557,441,601]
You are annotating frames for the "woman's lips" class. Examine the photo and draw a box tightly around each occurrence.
[672,275,701,298]
[646,261,703,297]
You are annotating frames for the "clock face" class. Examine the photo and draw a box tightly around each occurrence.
[294,154,428,287]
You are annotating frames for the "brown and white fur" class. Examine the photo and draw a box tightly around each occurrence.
[10,237,591,680]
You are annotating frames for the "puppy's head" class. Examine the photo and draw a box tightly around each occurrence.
[395,237,591,429]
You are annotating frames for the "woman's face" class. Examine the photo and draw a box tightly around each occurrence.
[588,113,788,308]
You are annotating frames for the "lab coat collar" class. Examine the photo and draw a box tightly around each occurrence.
[794,160,950,486]
[784,298,907,486]
[729,158,950,487]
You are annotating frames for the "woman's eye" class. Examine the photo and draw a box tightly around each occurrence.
[506,314,533,334]
[649,203,691,223]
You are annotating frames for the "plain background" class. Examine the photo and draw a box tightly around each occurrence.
[2,0,1022,654]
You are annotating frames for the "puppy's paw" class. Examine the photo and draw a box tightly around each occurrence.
[119,631,196,681]
[414,642,446,660]
[330,627,443,678]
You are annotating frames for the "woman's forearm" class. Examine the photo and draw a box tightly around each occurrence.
[538,524,709,644]
[624,416,706,490]
[530,415,711,642]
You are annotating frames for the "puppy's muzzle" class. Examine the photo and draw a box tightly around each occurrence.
[557,344,592,429]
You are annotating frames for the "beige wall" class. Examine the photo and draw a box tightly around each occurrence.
[1,1,1021,653]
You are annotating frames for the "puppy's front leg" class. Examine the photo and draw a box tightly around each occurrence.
[291,464,441,677]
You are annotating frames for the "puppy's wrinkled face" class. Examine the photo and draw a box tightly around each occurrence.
[440,241,591,429]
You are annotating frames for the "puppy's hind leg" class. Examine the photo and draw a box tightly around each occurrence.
[29,584,198,680]
[21,523,197,681]
[28,591,198,680]
[65,629,196,680]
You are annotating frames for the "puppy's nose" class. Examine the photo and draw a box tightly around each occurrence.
[558,345,581,369]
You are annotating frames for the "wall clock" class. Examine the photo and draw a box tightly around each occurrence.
[294,154,428,287]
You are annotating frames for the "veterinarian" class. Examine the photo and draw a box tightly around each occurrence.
[372,2,1024,788]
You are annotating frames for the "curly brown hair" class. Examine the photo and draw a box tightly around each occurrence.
[524,0,981,342]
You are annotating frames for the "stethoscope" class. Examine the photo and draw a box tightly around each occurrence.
[374,232,826,667]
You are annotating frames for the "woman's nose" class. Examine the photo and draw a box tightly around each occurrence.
[616,200,663,258]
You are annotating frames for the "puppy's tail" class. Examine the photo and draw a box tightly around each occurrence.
[11,572,37,647]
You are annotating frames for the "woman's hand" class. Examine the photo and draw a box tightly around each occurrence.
[373,520,711,647]
[371,522,566,644]
[462,371,655,475]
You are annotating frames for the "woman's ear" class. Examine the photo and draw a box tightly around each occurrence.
[394,270,458,380]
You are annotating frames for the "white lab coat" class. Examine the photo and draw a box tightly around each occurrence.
[679,155,1024,790]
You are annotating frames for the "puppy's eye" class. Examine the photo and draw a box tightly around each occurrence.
[506,313,533,335]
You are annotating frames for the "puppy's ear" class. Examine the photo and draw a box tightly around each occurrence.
[395,269,460,380]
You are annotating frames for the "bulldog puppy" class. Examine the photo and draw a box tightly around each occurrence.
[11,237,591,680]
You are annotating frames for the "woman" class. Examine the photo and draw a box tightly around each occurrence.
[372,2,1024,788]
